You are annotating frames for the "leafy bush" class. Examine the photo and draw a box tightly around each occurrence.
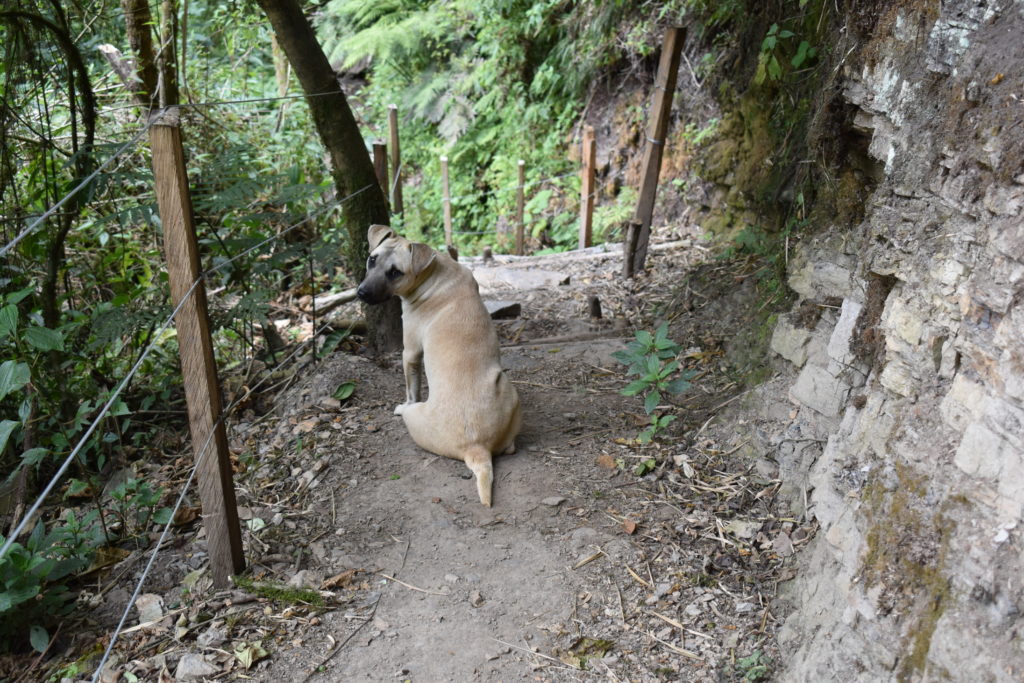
[0,520,95,653]
[613,323,696,443]
[109,478,173,542]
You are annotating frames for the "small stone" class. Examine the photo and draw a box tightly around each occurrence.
[196,624,226,648]
[469,590,485,607]
[773,532,794,557]
[542,496,567,507]
[444,574,460,584]
[135,593,164,625]
[174,654,218,681]
[287,570,323,589]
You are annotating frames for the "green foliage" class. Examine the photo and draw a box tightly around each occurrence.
[632,457,658,476]
[108,478,173,542]
[1,2,338,646]
[332,381,357,402]
[613,323,695,444]
[316,0,641,252]
[592,186,637,243]
[725,193,808,298]
[0,520,94,653]
[735,649,772,681]
[232,576,324,607]
[683,118,720,147]
[753,20,819,85]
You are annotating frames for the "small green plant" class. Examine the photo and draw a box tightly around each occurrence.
[754,23,817,85]
[109,478,172,542]
[632,458,657,476]
[613,323,696,444]
[736,649,771,681]
[682,117,719,147]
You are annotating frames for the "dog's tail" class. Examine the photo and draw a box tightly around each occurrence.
[463,445,494,507]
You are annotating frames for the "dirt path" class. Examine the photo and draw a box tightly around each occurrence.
[77,239,804,682]
[241,340,635,681]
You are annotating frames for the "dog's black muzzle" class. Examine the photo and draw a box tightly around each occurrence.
[356,282,389,305]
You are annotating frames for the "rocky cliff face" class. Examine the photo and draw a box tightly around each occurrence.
[759,0,1024,679]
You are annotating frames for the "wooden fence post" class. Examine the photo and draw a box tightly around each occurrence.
[373,140,389,213]
[388,104,403,215]
[440,155,453,252]
[579,125,596,249]
[624,26,684,277]
[148,107,244,587]
[515,159,525,255]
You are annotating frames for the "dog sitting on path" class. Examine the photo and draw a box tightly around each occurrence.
[356,225,521,506]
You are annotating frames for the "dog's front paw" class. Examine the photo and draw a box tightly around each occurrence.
[394,403,408,416]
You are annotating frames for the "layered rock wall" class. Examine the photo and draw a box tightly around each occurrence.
[761,0,1024,678]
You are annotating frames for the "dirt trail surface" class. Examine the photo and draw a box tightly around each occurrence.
[73,236,808,683]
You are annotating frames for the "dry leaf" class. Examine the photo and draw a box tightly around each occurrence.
[322,569,360,589]
[596,454,617,469]
[87,545,131,572]
[294,419,317,435]
[173,505,201,526]
[623,519,638,535]
[233,641,269,669]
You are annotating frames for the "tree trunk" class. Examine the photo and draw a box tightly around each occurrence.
[255,0,402,354]
[120,0,159,106]
[118,0,178,108]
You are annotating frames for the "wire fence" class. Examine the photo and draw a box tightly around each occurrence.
[0,118,155,259]
[0,179,372,560]
[89,310,344,682]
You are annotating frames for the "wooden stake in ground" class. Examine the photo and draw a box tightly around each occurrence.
[440,155,455,257]
[579,125,596,249]
[373,141,389,213]
[388,104,403,215]
[149,107,244,587]
[624,26,684,277]
[515,159,526,255]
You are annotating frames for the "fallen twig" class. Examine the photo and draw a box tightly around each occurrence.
[646,631,702,660]
[571,549,605,570]
[378,573,447,595]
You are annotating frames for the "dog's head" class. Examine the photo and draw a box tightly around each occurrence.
[356,225,437,304]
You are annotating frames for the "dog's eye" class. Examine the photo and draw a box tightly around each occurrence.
[386,266,402,280]
[368,255,377,267]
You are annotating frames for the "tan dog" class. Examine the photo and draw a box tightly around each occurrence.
[356,225,521,506]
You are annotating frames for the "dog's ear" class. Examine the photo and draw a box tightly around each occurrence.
[367,224,396,251]
[409,242,436,275]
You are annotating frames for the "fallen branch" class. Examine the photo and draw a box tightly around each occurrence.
[305,287,358,316]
